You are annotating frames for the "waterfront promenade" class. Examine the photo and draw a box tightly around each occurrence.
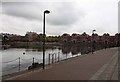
[5,47,118,80]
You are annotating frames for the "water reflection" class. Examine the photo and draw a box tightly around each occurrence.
[61,44,91,55]
[23,44,92,56]
[22,44,94,56]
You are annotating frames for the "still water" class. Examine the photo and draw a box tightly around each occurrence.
[1,47,82,76]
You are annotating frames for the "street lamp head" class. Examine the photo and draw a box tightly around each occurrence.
[44,10,50,14]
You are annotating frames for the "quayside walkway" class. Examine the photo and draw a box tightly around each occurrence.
[5,47,119,80]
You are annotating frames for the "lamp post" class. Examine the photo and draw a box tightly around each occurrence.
[43,10,50,69]
[105,34,107,49]
[92,30,96,54]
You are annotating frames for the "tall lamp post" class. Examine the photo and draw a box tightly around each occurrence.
[105,34,107,49]
[92,30,96,54]
[43,10,50,69]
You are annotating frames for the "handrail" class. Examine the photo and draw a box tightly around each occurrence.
[1,58,19,63]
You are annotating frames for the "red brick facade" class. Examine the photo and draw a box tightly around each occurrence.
[62,33,120,45]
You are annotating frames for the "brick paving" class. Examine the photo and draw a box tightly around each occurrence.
[90,49,118,80]
[5,47,118,80]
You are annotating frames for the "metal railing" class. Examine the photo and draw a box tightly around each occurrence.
[1,52,79,76]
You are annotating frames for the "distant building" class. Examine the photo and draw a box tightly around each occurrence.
[71,33,80,43]
[1,32,120,47]
[61,33,71,43]
[80,32,89,43]
[25,32,38,42]
[61,32,120,47]
[115,33,120,46]
[92,33,99,42]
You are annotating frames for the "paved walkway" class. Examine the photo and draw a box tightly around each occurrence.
[5,47,118,80]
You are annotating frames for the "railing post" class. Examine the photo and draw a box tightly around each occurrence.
[66,53,67,59]
[18,57,20,72]
[48,54,50,65]
[58,52,60,62]
[55,53,57,62]
[52,54,54,63]
[33,57,35,64]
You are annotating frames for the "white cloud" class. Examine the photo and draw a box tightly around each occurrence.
[1,14,42,35]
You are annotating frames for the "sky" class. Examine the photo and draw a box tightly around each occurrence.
[0,0,119,36]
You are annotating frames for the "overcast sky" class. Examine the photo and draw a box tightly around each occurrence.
[0,0,119,36]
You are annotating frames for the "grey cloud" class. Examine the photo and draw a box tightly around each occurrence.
[47,2,85,25]
[2,2,85,26]
[2,2,43,20]
[1,0,118,36]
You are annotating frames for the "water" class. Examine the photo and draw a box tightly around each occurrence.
[1,47,81,76]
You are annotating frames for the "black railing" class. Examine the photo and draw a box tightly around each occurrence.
[2,52,80,76]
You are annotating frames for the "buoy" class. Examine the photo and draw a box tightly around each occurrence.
[23,52,25,55]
